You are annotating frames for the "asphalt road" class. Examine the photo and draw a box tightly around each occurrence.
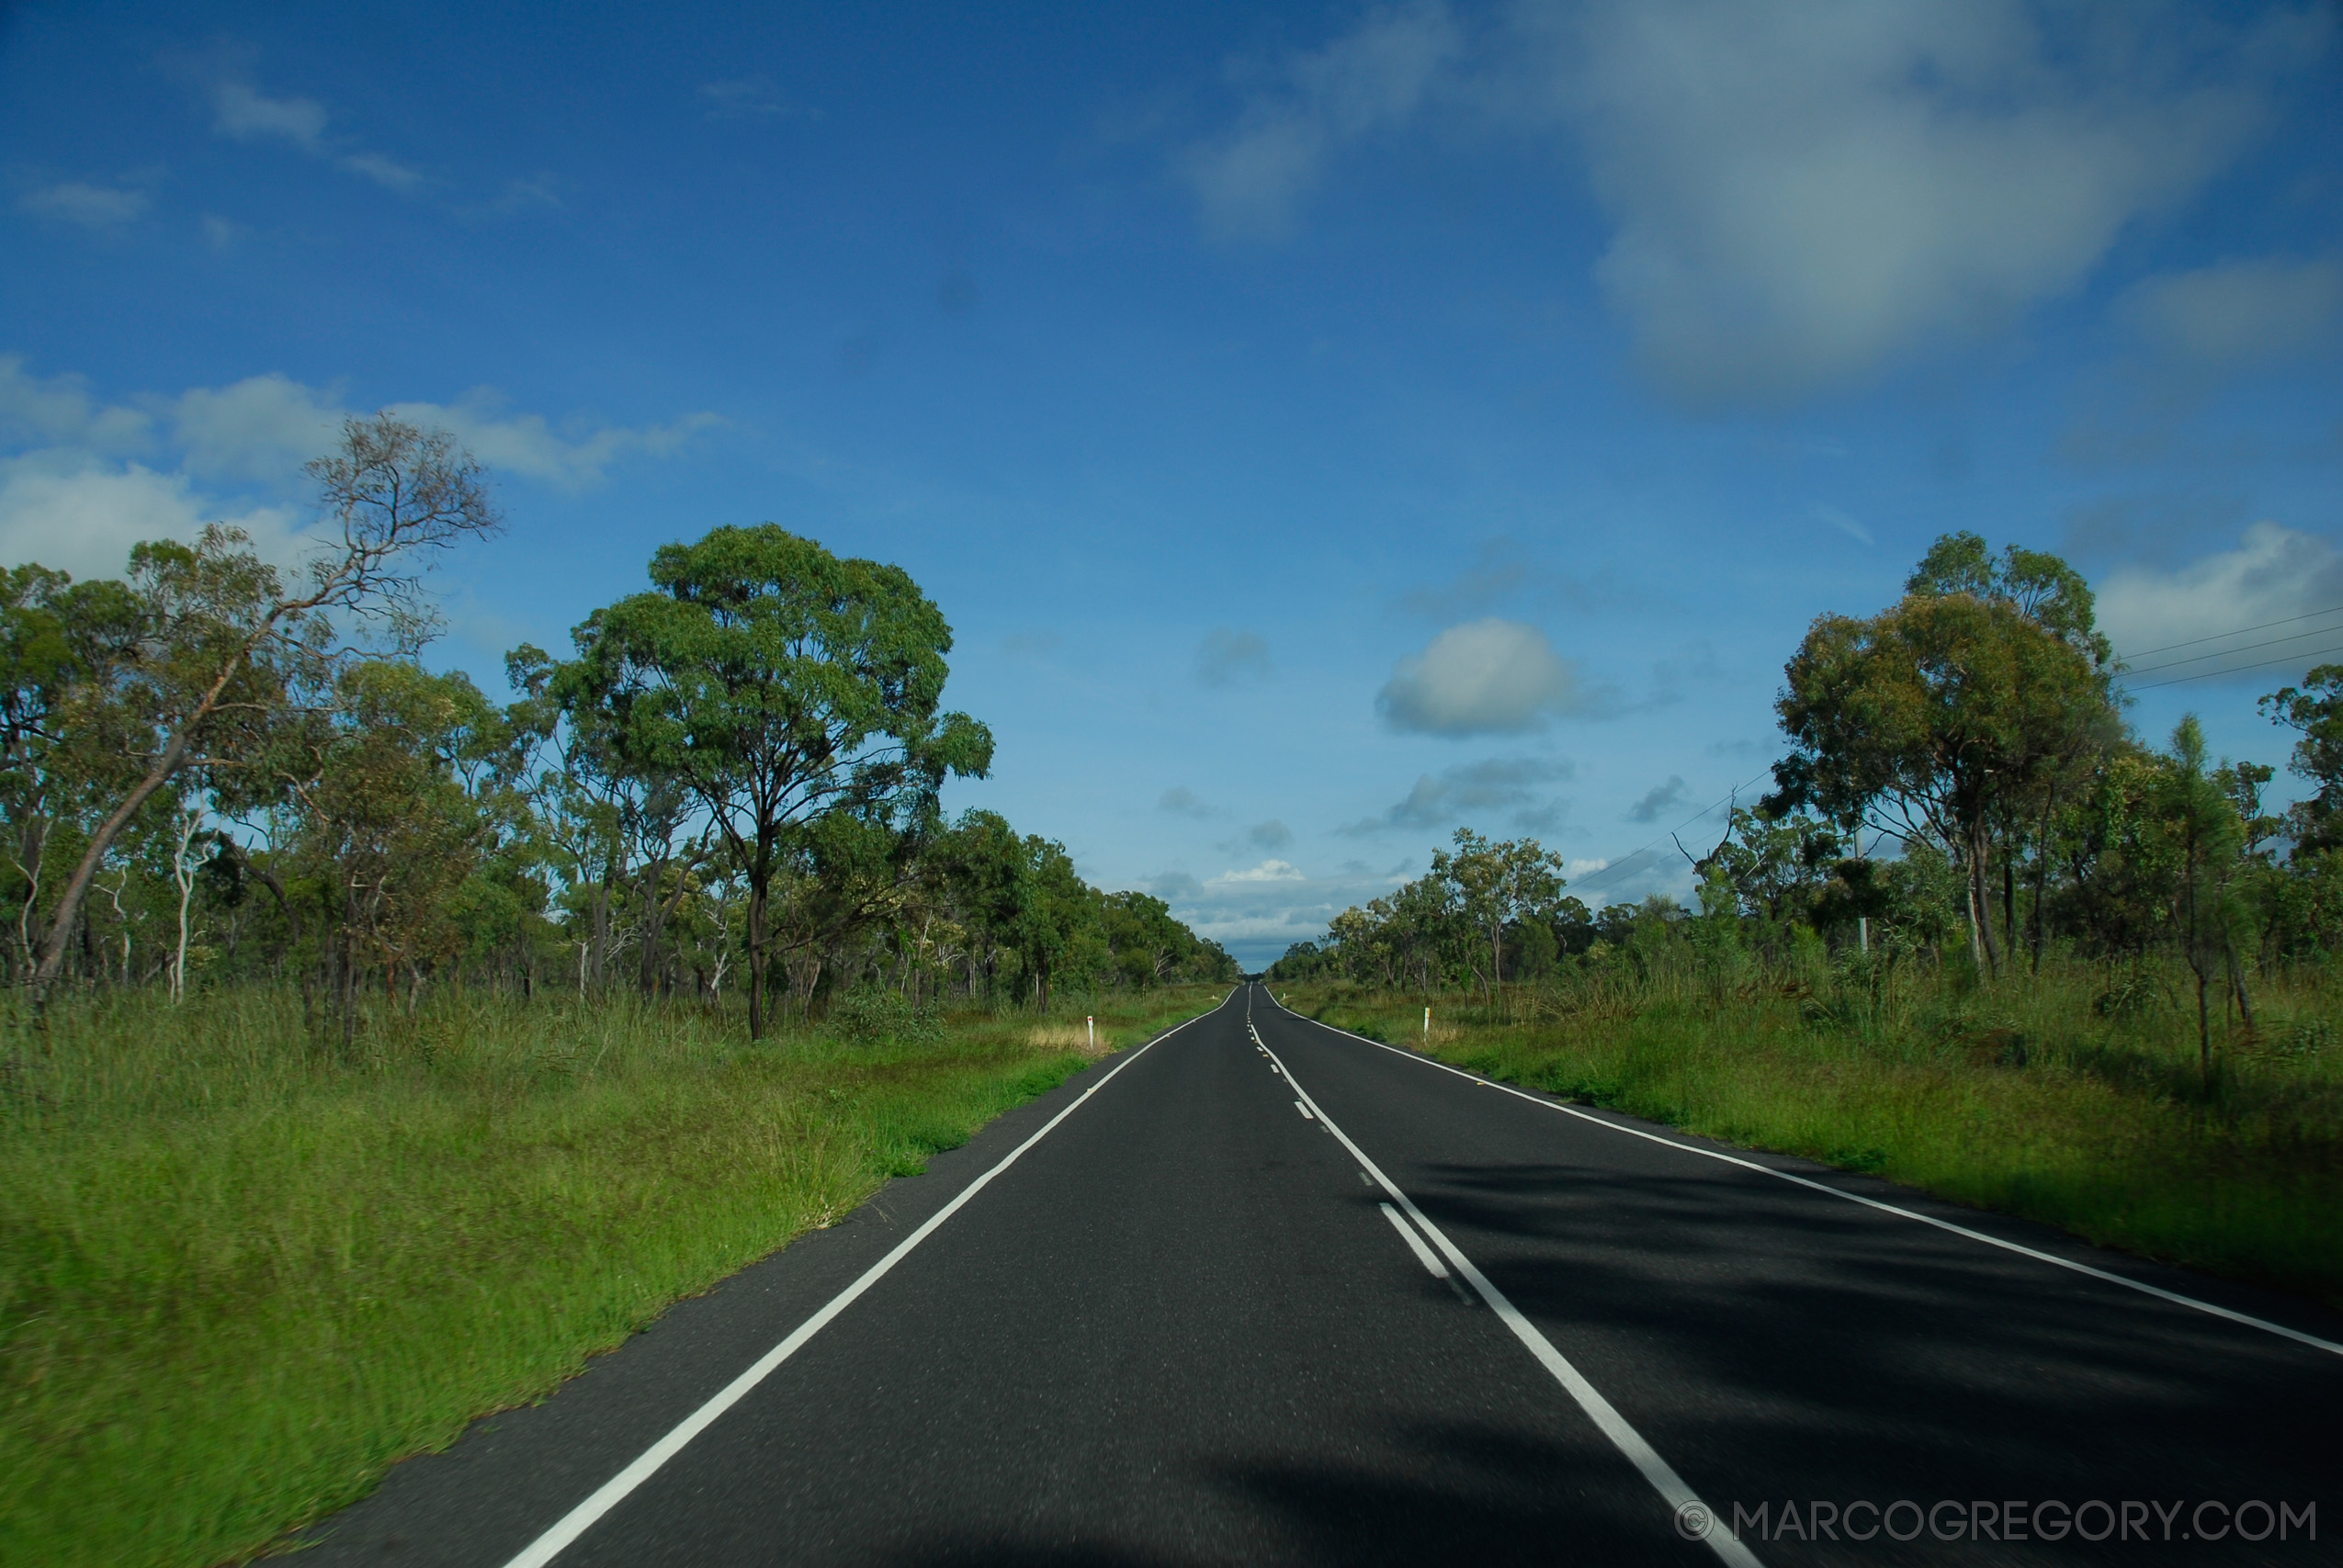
[299,985,2343,1565]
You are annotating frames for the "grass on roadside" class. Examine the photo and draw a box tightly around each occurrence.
[1278,960,2343,1312]
[0,982,1222,1568]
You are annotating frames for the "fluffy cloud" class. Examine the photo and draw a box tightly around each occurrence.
[165,371,718,490]
[18,182,149,229]
[0,355,719,581]
[1182,0,1463,240]
[1342,754,1572,833]
[2098,524,2343,677]
[1209,859,1307,884]
[384,392,722,491]
[2117,255,2343,367]
[1184,0,2312,402]
[1378,618,1585,734]
[0,462,301,581]
[0,356,153,451]
[1559,0,2287,404]
[212,81,330,150]
[209,79,426,192]
[1194,626,1272,687]
[1149,859,1408,968]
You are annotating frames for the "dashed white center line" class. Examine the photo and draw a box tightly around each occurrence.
[1256,1034,1762,1568]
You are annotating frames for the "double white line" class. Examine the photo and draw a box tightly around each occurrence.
[1246,1017,1761,1568]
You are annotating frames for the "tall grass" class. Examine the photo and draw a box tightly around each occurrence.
[1285,952,2343,1310]
[0,982,1220,1568]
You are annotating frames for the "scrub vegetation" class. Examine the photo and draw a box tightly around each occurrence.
[0,416,1235,1566]
[1273,532,2343,1314]
[1,984,1223,1568]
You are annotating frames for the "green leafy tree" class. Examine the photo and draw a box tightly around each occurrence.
[2149,716,2253,1083]
[2260,666,2343,853]
[28,415,499,992]
[1434,828,1566,992]
[561,525,990,1038]
[1772,533,2117,976]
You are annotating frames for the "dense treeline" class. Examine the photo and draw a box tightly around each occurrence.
[1274,532,2343,1081]
[0,416,1233,1034]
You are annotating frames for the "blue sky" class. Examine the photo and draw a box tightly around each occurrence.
[5,1,2342,966]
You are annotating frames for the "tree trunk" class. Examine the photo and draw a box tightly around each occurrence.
[1966,817,2002,978]
[33,728,195,989]
[746,871,769,1041]
[2032,797,2054,973]
[2196,966,2212,1091]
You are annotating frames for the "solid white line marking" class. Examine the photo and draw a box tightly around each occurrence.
[497,1000,1229,1568]
[1256,1036,1761,1568]
[1378,1201,1451,1278]
[1270,1000,2343,1360]
[1294,1100,1315,1120]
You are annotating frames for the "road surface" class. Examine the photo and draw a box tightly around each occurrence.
[299,984,2343,1564]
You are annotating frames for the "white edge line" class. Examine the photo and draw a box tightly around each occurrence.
[1267,998,2343,1360]
[1258,1037,1762,1568]
[1377,1201,1451,1278]
[498,997,1232,1568]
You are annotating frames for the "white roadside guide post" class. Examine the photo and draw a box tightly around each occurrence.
[1423,1007,1430,1036]
[1086,1016,1093,1051]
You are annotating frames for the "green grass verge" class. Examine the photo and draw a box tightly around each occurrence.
[0,983,1222,1568]
[1279,967,2343,1313]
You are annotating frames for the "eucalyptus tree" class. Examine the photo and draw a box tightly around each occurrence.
[1433,828,1566,991]
[28,414,500,993]
[560,525,990,1039]
[1772,533,2118,976]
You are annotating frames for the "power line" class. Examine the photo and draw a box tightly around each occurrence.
[1569,769,1774,897]
[2123,644,2343,693]
[2122,621,2343,676]
[2115,603,2343,661]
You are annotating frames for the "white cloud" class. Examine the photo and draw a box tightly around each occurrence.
[1151,858,1406,967]
[1209,859,1307,883]
[209,79,430,195]
[19,182,149,229]
[1378,617,1584,734]
[0,460,302,581]
[1814,504,1873,546]
[388,393,722,490]
[1183,0,1464,240]
[0,356,722,583]
[2099,523,2343,672]
[1556,0,2286,405]
[700,76,818,122]
[211,82,330,152]
[162,372,719,491]
[173,373,345,481]
[339,152,425,193]
[2117,255,2343,367]
[0,356,153,451]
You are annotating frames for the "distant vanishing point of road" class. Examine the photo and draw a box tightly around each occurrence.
[300,986,2341,1565]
